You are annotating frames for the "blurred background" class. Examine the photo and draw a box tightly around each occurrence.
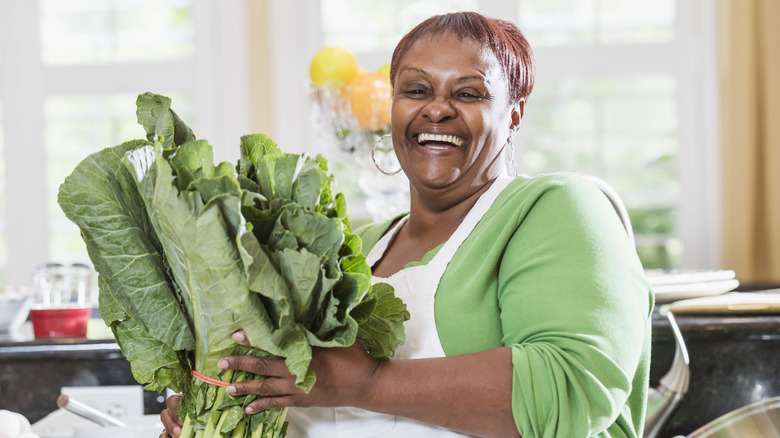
[0,0,777,289]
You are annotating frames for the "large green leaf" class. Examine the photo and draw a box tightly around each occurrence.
[352,282,410,360]
[57,140,195,352]
[136,92,195,153]
[124,144,285,377]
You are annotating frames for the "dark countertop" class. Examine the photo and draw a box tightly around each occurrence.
[2,310,779,434]
[0,334,166,423]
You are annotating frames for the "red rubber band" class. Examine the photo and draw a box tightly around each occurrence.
[192,370,229,387]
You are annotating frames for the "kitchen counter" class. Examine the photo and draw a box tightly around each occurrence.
[2,311,779,435]
[0,330,166,423]
[650,307,780,437]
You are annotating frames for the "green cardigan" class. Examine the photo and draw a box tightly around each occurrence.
[356,173,653,438]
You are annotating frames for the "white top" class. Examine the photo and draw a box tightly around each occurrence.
[285,178,511,438]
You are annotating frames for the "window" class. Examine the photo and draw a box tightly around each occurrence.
[514,0,682,268]
[0,0,250,285]
[268,0,720,269]
[39,0,196,65]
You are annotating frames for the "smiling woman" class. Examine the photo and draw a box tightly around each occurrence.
[160,10,653,438]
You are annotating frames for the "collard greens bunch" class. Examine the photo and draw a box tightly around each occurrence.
[57,93,409,437]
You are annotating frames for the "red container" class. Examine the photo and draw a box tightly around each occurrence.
[30,307,91,338]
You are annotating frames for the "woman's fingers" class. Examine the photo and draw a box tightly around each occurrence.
[160,394,182,437]
[218,353,307,411]
[244,395,298,413]
[232,331,251,346]
[165,394,182,413]
[219,354,291,377]
[227,374,302,397]
[220,355,304,401]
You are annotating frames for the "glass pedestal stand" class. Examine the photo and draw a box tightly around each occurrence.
[309,85,410,222]
[358,166,409,222]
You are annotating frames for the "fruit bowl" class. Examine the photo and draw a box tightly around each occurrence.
[308,47,410,221]
[30,306,92,338]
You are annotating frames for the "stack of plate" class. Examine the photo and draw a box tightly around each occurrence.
[645,269,740,304]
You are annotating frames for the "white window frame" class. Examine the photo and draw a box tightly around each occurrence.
[0,0,251,285]
[266,0,721,269]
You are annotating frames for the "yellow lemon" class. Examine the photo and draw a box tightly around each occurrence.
[347,72,392,131]
[310,47,360,87]
[377,63,391,78]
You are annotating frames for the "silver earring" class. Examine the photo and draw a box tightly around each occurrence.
[372,133,402,176]
[505,135,518,178]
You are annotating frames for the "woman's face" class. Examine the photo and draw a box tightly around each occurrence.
[391,34,521,194]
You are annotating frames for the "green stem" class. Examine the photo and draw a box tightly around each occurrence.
[180,414,194,438]
[230,421,246,438]
[203,410,219,438]
[250,420,265,438]
[214,410,229,437]
[206,370,233,438]
[274,408,289,438]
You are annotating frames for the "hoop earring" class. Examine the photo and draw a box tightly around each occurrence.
[372,133,402,176]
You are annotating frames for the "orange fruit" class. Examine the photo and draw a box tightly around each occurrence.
[347,72,392,131]
[310,47,360,87]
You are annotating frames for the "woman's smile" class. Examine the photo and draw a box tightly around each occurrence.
[414,132,466,155]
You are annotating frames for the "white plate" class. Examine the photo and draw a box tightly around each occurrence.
[652,278,740,304]
[645,269,736,286]
[670,292,780,314]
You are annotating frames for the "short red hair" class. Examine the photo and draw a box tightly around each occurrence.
[389,11,535,107]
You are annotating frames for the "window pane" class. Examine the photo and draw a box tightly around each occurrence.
[321,0,478,52]
[40,0,195,64]
[519,74,678,268]
[517,0,675,46]
[521,75,676,173]
[317,2,687,269]
[45,93,193,263]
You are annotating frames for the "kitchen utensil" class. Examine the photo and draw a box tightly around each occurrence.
[56,395,125,428]
[644,309,690,438]
[682,396,780,437]
[72,416,163,438]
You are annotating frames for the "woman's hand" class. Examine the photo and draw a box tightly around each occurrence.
[159,394,182,437]
[220,331,381,414]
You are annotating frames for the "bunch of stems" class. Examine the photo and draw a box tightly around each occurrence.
[179,369,289,438]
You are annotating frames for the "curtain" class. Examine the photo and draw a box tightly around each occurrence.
[246,0,274,137]
[719,0,780,285]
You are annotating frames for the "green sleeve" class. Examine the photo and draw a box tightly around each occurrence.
[356,174,653,437]
[436,174,653,437]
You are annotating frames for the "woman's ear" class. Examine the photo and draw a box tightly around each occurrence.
[509,99,525,133]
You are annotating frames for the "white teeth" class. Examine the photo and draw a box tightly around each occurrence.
[418,133,464,147]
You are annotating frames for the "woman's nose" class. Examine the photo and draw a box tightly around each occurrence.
[421,96,456,122]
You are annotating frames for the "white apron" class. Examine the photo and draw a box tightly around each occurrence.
[286,178,512,438]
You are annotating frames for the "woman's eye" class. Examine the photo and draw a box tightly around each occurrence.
[455,90,484,101]
[403,88,428,97]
